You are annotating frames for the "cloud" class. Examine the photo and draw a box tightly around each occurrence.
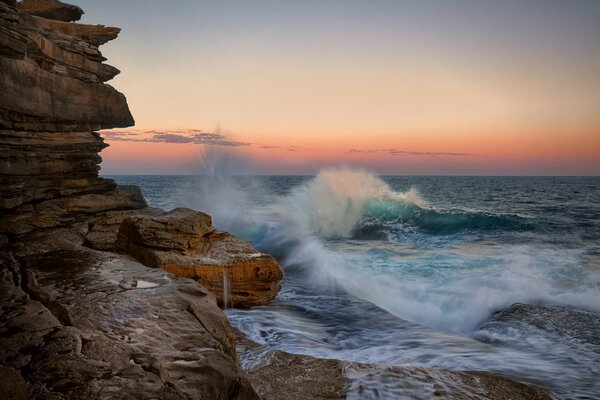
[100,129,250,147]
[260,144,301,152]
[346,148,472,156]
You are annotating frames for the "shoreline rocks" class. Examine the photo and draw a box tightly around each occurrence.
[0,1,276,397]
[234,329,551,400]
[1,246,259,399]
[87,207,283,308]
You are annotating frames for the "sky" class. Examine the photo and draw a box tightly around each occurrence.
[77,0,600,175]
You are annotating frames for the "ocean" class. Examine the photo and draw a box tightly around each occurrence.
[108,171,600,399]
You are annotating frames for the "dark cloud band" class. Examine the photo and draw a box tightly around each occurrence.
[346,148,472,156]
[100,129,250,147]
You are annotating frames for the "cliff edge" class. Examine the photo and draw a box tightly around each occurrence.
[0,0,278,398]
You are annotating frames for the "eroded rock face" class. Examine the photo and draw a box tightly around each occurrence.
[0,0,141,237]
[86,207,284,308]
[0,2,133,130]
[17,0,83,22]
[0,246,259,399]
[0,3,265,398]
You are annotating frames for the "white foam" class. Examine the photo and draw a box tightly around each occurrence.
[282,168,424,238]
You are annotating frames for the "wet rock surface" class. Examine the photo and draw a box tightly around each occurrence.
[476,302,600,347]
[473,302,600,397]
[235,330,550,400]
[0,247,259,399]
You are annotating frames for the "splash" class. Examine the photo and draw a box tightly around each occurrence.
[179,146,262,233]
[283,168,426,238]
[182,165,598,335]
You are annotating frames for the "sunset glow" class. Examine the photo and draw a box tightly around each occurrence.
[75,0,600,175]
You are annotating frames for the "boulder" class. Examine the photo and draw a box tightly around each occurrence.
[89,207,284,308]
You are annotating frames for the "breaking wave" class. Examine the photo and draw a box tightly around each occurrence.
[281,168,532,240]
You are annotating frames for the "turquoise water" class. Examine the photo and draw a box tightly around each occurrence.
[108,171,600,399]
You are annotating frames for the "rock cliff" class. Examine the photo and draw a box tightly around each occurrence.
[0,0,282,306]
[0,1,278,398]
[0,0,145,240]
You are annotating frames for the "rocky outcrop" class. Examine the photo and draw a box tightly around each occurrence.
[0,241,259,399]
[17,0,83,22]
[473,303,600,398]
[235,330,551,400]
[0,1,273,398]
[86,207,283,308]
[0,0,143,241]
[0,0,283,305]
[476,303,600,347]
[0,2,132,130]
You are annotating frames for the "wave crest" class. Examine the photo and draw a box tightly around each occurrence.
[284,168,425,238]
[284,168,530,239]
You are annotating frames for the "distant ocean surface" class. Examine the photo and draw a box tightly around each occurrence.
[107,172,600,399]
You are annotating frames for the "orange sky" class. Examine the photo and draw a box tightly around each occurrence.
[77,0,600,175]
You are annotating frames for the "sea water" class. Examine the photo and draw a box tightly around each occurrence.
[108,171,600,399]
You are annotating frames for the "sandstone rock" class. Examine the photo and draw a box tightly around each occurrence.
[0,366,27,400]
[85,209,153,251]
[0,185,146,236]
[1,0,140,244]
[0,2,271,398]
[118,207,215,253]
[152,231,284,308]
[0,248,260,399]
[104,208,284,308]
[1,0,16,9]
[0,2,133,132]
[18,0,83,22]
[0,130,116,209]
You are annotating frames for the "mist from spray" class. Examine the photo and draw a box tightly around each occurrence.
[181,153,599,334]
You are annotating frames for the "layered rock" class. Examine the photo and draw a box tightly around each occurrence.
[0,0,143,241]
[86,207,283,308]
[0,1,274,398]
[17,0,83,22]
[0,1,132,131]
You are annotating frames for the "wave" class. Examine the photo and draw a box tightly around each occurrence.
[185,164,598,335]
[355,201,532,239]
[281,167,532,240]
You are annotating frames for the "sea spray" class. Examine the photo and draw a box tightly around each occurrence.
[235,169,598,334]
[283,168,426,238]
[113,172,600,398]
[177,164,599,333]
[179,146,264,233]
